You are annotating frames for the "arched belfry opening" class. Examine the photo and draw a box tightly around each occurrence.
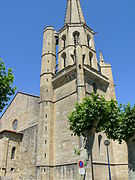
[73,31,80,46]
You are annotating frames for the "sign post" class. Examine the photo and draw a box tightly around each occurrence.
[78,160,86,177]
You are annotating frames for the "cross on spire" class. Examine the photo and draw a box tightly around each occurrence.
[65,0,86,24]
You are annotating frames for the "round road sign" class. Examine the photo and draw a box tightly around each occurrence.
[78,160,84,168]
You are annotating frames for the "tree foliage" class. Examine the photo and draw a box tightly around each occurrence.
[68,93,135,179]
[68,92,135,144]
[102,103,135,143]
[68,93,118,137]
[0,58,16,112]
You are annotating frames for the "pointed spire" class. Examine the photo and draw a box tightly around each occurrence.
[99,50,104,63]
[65,0,86,24]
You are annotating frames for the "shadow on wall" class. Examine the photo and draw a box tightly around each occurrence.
[127,139,135,172]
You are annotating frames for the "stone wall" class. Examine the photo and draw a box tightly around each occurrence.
[0,92,39,180]
[19,125,37,180]
[54,78,79,165]
[0,92,39,132]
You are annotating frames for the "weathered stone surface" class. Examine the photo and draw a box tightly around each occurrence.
[0,0,128,179]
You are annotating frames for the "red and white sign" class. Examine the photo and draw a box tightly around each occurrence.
[78,160,84,168]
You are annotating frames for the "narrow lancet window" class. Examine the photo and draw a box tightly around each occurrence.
[93,83,97,94]
[61,52,66,68]
[11,147,16,160]
[97,63,101,73]
[87,35,91,47]
[62,35,66,49]
[55,36,59,73]
[12,119,18,131]
[82,54,85,65]
[89,52,93,66]
[98,135,102,155]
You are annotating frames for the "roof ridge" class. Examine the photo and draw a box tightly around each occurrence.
[76,0,81,23]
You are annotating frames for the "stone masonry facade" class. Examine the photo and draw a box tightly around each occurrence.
[0,0,128,179]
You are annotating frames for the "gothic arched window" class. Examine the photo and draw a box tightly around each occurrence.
[87,35,91,47]
[62,35,66,48]
[12,119,18,131]
[93,83,97,94]
[89,52,93,66]
[82,54,85,65]
[61,52,66,68]
[55,36,59,73]
[11,147,16,160]
[73,31,80,46]
[98,134,102,154]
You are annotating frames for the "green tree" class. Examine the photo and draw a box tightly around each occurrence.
[0,58,16,112]
[68,93,118,179]
[102,103,135,180]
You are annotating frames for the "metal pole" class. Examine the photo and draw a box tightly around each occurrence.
[104,140,111,180]
[90,153,94,180]
[106,145,111,180]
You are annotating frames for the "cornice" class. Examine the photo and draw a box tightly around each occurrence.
[84,65,109,85]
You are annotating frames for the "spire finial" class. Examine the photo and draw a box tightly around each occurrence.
[65,0,86,24]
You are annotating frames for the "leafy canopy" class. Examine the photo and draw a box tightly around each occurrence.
[0,58,16,112]
[68,93,135,143]
[102,103,135,143]
[68,93,118,137]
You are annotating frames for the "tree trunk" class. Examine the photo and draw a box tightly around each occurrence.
[126,137,135,180]
[78,130,95,180]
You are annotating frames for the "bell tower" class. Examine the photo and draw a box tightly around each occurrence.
[58,0,98,71]
[36,0,116,179]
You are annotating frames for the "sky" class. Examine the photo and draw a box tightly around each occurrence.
[0,0,135,116]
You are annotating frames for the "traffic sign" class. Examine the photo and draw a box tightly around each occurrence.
[78,160,84,168]
[79,168,86,175]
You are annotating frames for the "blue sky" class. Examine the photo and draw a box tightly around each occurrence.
[0,0,135,116]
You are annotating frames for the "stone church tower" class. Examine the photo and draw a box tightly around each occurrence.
[0,0,128,180]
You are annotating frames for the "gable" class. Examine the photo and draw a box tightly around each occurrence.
[0,92,39,132]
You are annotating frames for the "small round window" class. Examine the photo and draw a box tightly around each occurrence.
[12,119,18,131]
